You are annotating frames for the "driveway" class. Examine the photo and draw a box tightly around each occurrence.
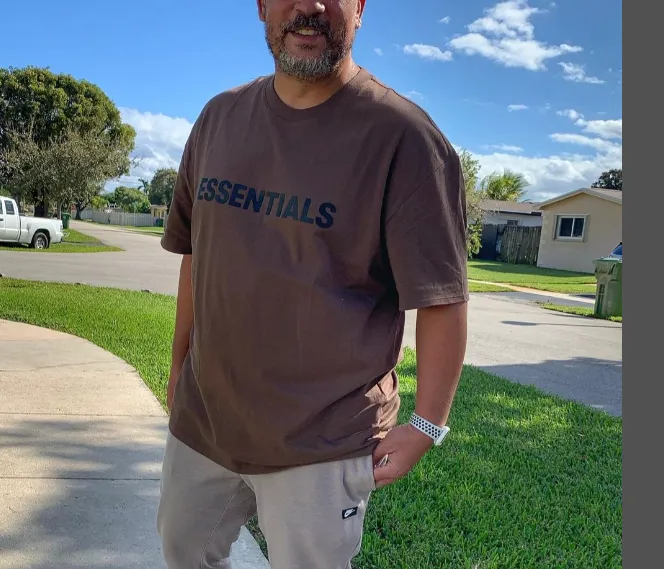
[0,221,622,416]
[0,222,181,294]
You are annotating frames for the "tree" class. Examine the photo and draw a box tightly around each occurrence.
[3,128,135,219]
[73,182,105,220]
[138,178,151,195]
[458,148,484,257]
[480,169,529,202]
[593,168,622,190]
[91,193,110,210]
[113,186,150,213]
[0,66,136,216]
[148,167,178,210]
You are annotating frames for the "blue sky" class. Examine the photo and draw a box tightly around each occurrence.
[1,0,622,201]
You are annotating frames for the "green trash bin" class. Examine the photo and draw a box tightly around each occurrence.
[594,257,622,318]
[61,213,71,229]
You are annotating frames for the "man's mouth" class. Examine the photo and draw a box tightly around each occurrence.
[292,28,324,37]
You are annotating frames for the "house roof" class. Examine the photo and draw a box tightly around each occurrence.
[480,199,542,216]
[537,187,623,209]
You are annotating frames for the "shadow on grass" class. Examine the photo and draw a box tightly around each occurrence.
[0,417,168,569]
[400,352,622,418]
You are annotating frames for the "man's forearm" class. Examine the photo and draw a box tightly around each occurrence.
[170,255,194,382]
[413,301,468,427]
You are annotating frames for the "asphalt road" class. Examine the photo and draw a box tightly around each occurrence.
[0,221,622,416]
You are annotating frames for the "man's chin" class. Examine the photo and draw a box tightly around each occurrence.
[277,52,333,77]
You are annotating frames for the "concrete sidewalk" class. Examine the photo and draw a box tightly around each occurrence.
[0,319,269,569]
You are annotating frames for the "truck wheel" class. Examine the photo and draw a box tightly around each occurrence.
[32,231,50,249]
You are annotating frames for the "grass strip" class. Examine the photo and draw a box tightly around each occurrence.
[540,302,622,323]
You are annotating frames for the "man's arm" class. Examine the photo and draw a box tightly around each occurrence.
[372,124,469,488]
[372,301,467,488]
[413,301,467,427]
[168,254,193,410]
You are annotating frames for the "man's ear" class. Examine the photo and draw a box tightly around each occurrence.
[356,0,367,29]
[257,0,266,22]
[357,0,367,19]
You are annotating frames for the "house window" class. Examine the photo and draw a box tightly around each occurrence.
[506,219,519,226]
[555,215,586,240]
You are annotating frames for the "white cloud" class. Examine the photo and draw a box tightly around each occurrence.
[439,16,451,24]
[559,62,605,84]
[403,43,453,62]
[448,0,582,71]
[508,104,528,111]
[474,148,621,201]
[578,119,622,140]
[109,107,194,189]
[474,112,622,200]
[374,48,383,56]
[549,133,618,153]
[557,108,584,121]
[556,109,622,140]
[483,144,525,153]
[405,90,424,100]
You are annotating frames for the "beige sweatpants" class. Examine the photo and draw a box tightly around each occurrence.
[157,432,376,569]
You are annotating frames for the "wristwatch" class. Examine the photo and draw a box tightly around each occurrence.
[409,413,450,446]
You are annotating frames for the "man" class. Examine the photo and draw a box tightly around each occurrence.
[157,1,468,568]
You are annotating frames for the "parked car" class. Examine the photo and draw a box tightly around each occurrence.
[0,196,64,249]
[607,242,622,260]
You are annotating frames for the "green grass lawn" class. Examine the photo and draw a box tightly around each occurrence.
[467,282,512,293]
[121,225,164,235]
[63,228,101,244]
[0,279,622,569]
[540,302,622,323]
[468,260,597,295]
[0,227,121,253]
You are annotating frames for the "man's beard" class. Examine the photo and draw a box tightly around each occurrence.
[265,14,352,82]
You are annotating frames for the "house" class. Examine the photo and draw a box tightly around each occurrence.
[476,200,543,262]
[150,204,168,221]
[536,187,622,273]
[480,200,543,227]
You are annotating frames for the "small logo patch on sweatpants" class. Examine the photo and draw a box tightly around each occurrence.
[342,507,358,520]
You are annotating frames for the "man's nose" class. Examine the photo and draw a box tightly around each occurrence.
[294,0,326,16]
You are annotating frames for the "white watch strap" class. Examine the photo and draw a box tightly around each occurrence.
[409,413,450,445]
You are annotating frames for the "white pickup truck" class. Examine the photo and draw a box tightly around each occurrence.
[0,196,64,249]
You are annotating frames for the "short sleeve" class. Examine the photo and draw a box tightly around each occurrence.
[161,118,201,255]
[384,128,469,311]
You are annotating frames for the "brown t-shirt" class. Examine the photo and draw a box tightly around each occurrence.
[162,68,469,474]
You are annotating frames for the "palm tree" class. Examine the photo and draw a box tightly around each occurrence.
[138,178,151,195]
[480,169,530,202]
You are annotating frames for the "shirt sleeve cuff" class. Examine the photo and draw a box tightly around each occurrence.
[398,291,470,312]
[161,234,192,255]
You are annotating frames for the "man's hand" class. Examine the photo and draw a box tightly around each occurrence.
[372,424,433,489]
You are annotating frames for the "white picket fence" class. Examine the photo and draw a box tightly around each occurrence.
[79,209,159,227]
